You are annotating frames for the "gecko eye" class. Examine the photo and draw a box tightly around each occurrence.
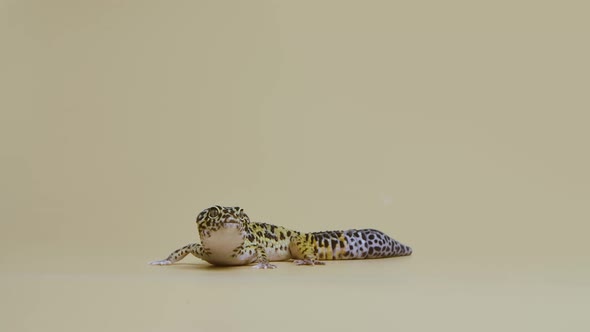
[208,208,219,218]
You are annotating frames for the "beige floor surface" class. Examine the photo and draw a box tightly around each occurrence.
[2,1,589,331]
[2,248,589,331]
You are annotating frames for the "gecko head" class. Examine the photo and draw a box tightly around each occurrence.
[196,205,250,237]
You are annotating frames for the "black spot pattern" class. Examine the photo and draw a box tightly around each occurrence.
[311,229,412,260]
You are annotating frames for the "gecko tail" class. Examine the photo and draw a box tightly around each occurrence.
[392,239,413,256]
[367,229,412,257]
[311,229,412,259]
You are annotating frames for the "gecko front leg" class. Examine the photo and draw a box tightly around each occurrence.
[149,243,206,265]
[251,244,277,269]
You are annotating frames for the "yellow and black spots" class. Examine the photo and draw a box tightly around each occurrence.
[251,222,294,262]
[288,232,325,265]
[288,233,316,260]
[196,205,250,236]
[310,231,347,260]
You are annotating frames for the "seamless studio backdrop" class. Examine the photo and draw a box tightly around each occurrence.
[1,1,589,332]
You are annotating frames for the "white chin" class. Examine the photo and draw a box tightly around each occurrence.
[203,227,245,254]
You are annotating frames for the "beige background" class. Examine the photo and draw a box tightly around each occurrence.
[1,1,589,331]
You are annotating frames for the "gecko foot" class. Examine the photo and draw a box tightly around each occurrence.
[149,259,173,265]
[252,262,277,269]
[293,259,325,266]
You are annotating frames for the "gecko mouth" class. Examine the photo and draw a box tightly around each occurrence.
[222,220,240,225]
[220,220,243,229]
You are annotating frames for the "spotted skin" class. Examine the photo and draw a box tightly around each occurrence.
[149,206,412,269]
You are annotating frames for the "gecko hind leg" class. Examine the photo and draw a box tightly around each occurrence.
[293,259,325,266]
[149,243,204,265]
[290,233,325,266]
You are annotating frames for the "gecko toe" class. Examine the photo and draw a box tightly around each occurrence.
[294,259,325,266]
[252,262,277,269]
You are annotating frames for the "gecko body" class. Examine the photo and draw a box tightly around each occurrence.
[149,205,412,269]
